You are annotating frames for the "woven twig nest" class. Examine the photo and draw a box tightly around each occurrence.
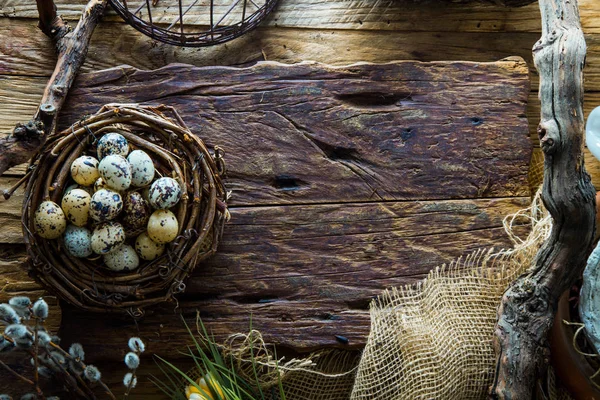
[22,104,228,317]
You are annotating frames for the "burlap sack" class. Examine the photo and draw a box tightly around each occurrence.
[350,192,554,400]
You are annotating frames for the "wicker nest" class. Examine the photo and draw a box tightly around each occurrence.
[22,104,228,317]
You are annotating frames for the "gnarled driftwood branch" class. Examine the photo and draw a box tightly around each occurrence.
[0,0,107,176]
[490,0,595,398]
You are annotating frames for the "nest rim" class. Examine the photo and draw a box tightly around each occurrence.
[22,104,228,318]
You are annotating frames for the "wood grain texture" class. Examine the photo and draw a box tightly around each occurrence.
[0,186,531,351]
[0,60,532,356]
[0,0,598,33]
[55,61,531,204]
[57,197,531,356]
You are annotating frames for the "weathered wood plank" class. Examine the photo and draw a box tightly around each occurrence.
[55,61,531,204]
[0,59,533,354]
[9,75,600,190]
[0,0,598,33]
[55,196,531,355]
[0,188,531,352]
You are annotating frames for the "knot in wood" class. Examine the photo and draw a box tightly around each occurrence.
[13,120,44,140]
[538,122,559,154]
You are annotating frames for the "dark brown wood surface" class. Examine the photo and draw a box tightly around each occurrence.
[1,59,528,356]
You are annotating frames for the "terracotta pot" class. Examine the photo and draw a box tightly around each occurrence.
[549,292,600,400]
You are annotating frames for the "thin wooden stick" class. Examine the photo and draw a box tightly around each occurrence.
[0,358,36,386]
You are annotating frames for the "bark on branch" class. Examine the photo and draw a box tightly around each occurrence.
[0,0,107,176]
[490,1,595,399]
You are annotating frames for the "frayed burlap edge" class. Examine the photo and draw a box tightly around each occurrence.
[350,191,553,400]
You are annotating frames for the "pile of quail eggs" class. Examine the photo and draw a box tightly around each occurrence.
[33,132,183,272]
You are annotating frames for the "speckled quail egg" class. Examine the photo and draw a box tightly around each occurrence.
[99,155,132,191]
[70,156,100,186]
[97,132,129,159]
[64,183,93,197]
[63,225,93,258]
[34,201,67,239]
[89,189,123,222]
[128,150,155,187]
[147,209,179,244]
[148,177,182,209]
[94,177,108,193]
[103,244,139,272]
[91,221,125,254]
[61,189,91,227]
[135,232,165,261]
[122,192,151,231]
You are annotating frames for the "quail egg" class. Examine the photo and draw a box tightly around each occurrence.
[128,150,155,187]
[34,201,67,239]
[97,132,129,159]
[99,155,132,191]
[61,188,91,227]
[64,183,93,197]
[89,189,123,222]
[70,156,100,186]
[147,209,179,244]
[63,225,93,258]
[93,177,108,193]
[103,244,139,272]
[91,221,125,254]
[122,192,151,231]
[148,177,182,209]
[135,232,165,261]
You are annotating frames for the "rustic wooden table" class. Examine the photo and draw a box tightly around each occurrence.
[1,1,600,398]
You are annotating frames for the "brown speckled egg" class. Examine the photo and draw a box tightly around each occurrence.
[148,177,181,209]
[34,201,67,239]
[89,189,123,222]
[61,188,91,227]
[147,209,179,244]
[70,156,100,186]
[103,244,139,272]
[123,192,151,231]
[91,221,125,254]
[135,232,165,261]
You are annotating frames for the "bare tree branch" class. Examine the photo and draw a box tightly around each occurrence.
[490,1,595,398]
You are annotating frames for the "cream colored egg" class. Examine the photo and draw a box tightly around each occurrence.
[97,132,129,159]
[70,156,100,186]
[89,189,123,222]
[63,225,93,258]
[128,150,155,187]
[99,155,132,191]
[61,188,91,227]
[64,183,93,197]
[103,244,139,272]
[94,177,108,193]
[147,210,179,244]
[91,222,125,254]
[135,232,165,261]
[34,201,67,239]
